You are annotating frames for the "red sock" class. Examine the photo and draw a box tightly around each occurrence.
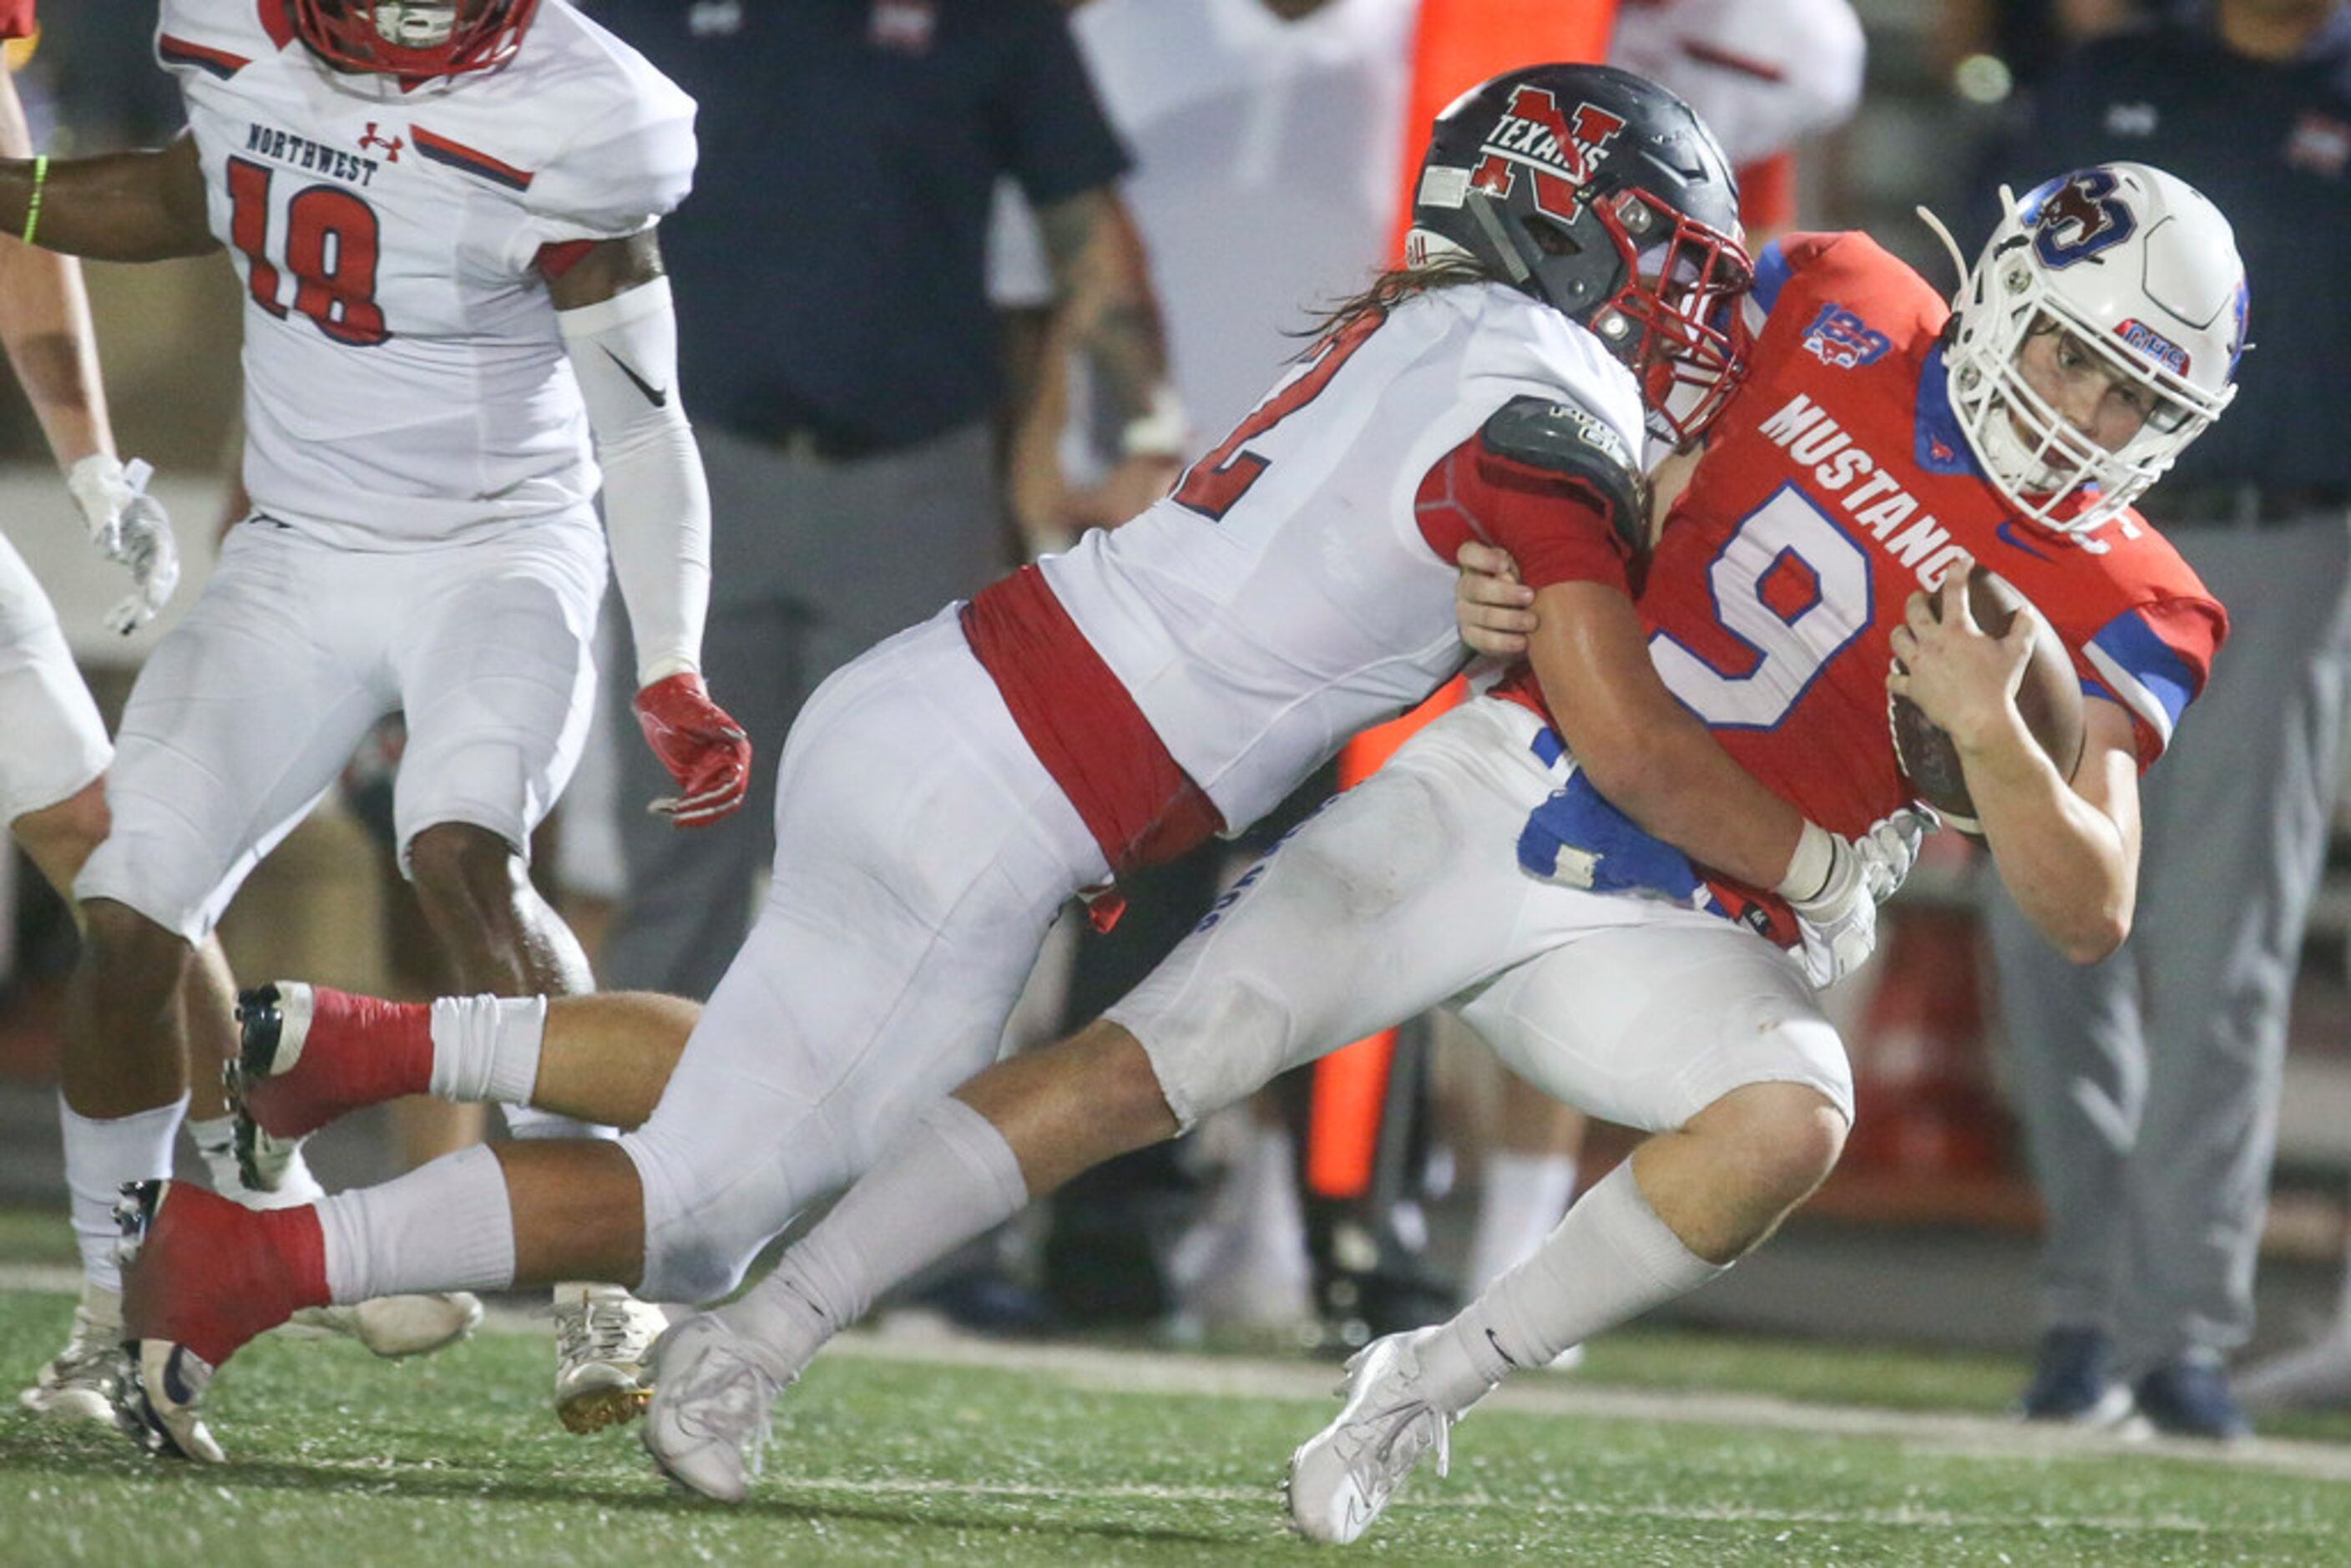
[326,991,434,1103]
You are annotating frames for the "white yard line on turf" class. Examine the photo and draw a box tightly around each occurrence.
[11,1265,2350,1485]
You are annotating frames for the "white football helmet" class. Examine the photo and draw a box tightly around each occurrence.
[1942,162,2246,535]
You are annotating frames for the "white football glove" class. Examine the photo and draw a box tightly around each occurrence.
[1776,809,1934,988]
[67,453,181,635]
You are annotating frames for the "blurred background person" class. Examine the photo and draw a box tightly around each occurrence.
[582,0,1179,1004]
[1979,0,2351,1440]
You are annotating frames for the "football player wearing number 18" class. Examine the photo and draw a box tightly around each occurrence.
[0,0,754,1446]
[99,64,1909,1465]
[637,164,2243,1534]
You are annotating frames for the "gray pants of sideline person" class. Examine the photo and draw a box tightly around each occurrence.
[602,418,1007,999]
[1986,506,2351,1373]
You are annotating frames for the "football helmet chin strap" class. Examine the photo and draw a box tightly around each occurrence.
[559,276,709,686]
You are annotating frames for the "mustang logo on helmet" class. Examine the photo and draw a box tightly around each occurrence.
[1469,87,1627,224]
[2025,169,2136,270]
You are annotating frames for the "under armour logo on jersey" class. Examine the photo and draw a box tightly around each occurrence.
[2103,102,2158,138]
[1469,87,1626,223]
[357,122,403,162]
[687,0,744,36]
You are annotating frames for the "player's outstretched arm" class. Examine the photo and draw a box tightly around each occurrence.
[0,66,109,465]
[0,134,215,262]
[0,69,182,630]
[548,230,749,828]
[1888,561,2138,963]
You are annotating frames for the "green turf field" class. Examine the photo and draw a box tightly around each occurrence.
[6,1227,2351,1565]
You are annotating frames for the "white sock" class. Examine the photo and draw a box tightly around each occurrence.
[1171,1120,1312,1326]
[1464,1150,1578,1295]
[428,994,546,1105]
[315,1144,517,1303]
[1419,1161,1727,1410]
[719,1098,1029,1372]
[58,1092,187,1292]
[185,1112,327,1209]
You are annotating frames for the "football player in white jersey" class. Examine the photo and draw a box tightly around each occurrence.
[0,0,752,1442]
[100,64,1898,1472]
[2,2,480,1425]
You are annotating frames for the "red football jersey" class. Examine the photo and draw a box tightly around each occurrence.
[0,0,32,42]
[1499,231,2225,933]
[1642,231,2223,852]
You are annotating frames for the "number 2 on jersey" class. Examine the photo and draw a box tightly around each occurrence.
[226,156,389,347]
[1172,311,1382,521]
[1646,485,1872,729]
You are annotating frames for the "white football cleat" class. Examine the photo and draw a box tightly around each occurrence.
[641,1313,792,1504]
[1287,1327,1462,1544]
[18,1285,125,1425]
[118,1338,225,1464]
[288,1292,485,1358]
[553,1283,665,1434]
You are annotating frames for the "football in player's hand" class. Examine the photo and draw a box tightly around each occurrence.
[1888,565,2086,837]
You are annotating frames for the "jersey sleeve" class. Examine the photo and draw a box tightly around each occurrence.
[2078,594,2227,769]
[1740,233,1839,339]
[1413,432,1636,597]
[509,66,697,266]
[993,0,1129,208]
[0,0,33,43]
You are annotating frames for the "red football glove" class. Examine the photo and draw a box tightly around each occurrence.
[632,671,752,828]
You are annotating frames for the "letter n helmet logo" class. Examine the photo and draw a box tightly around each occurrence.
[1470,88,1627,223]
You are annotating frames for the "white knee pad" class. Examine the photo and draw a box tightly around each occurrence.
[623,1120,852,1306]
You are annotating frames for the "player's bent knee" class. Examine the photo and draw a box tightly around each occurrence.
[80,897,186,969]
[621,1129,784,1306]
[1075,1020,1183,1149]
[8,781,110,893]
[1697,1080,1849,1209]
[407,821,520,900]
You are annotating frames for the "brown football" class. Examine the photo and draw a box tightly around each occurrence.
[1888,564,2086,837]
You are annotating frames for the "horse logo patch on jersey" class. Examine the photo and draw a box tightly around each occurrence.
[1470,87,1627,222]
[1800,302,1891,369]
[2024,169,2135,269]
[358,122,403,163]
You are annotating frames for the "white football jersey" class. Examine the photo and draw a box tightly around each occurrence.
[157,0,695,549]
[1038,281,1644,835]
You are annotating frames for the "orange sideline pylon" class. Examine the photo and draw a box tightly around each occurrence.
[1308,0,1617,1202]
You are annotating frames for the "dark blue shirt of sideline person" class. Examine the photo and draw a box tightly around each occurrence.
[1996,5,2351,493]
[586,0,1130,457]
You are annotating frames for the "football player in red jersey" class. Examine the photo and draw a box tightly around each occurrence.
[0,0,752,1442]
[618,162,2241,1535]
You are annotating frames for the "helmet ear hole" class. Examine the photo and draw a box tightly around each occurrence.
[1519,215,1581,259]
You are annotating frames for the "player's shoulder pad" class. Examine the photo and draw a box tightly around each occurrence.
[1479,392,1651,554]
[521,11,698,235]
